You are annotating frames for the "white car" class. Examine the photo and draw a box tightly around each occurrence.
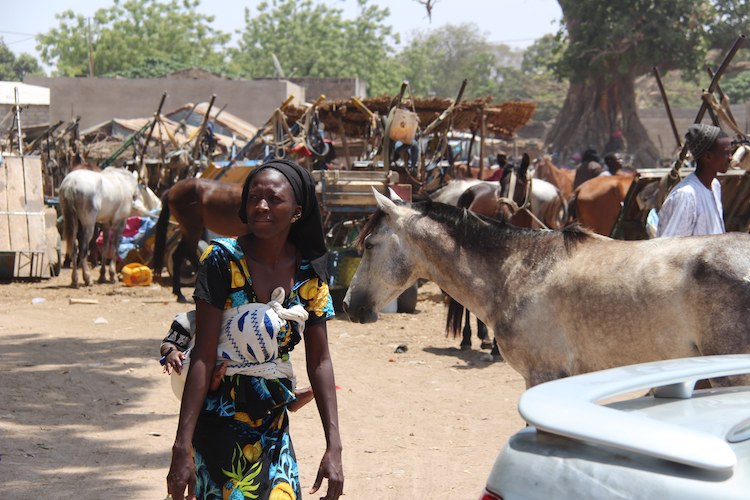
[481,355,750,500]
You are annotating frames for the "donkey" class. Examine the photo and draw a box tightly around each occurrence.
[343,190,750,388]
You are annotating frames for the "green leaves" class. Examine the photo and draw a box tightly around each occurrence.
[37,0,230,77]
[0,38,42,80]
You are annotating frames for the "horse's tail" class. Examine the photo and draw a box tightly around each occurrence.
[152,189,171,275]
[567,190,578,224]
[456,187,476,210]
[547,189,569,229]
[445,294,465,338]
[59,184,77,260]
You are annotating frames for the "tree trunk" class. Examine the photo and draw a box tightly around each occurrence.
[545,74,660,168]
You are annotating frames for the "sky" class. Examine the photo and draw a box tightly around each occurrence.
[3,0,562,67]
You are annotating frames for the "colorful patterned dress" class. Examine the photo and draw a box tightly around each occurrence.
[191,238,334,500]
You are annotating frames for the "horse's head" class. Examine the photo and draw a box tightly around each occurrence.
[731,142,750,171]
[496,153,531,222]
[343,189,419,323]
[132,182,160,216]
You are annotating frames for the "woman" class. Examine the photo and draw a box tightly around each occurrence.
[167,159,344,499]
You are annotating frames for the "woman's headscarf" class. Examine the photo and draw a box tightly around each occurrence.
[239,158,329,282]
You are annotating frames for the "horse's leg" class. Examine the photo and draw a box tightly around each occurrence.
[79,223,96,287]
[172,239,189,303]
[107,222,126,283]
[98,225,110,283]
[460,308,472,350]
[490,338,504,361]
[478,320,493,350]
[70,219,80,288]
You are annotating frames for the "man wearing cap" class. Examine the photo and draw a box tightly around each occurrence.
[657,123,733,237]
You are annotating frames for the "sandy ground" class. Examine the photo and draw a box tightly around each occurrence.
[0,270,525,499]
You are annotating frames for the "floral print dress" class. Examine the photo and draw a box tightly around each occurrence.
[191,238,334,500]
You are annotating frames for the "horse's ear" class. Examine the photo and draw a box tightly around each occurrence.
[519,153,530,178]
[373,187,400,217]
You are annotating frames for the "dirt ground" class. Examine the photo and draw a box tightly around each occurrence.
[0,270,526,499]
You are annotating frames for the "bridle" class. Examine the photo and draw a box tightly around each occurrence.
[494,166,549,229]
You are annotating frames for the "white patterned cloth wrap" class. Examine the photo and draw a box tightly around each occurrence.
[170,287,308,399]
[218,287,308,377]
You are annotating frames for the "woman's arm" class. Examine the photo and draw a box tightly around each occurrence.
[167,298,223,499]
[304,321,344,500]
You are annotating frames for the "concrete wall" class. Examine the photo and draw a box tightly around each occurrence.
[25,76,307,130]
[0,104,50,136]
[287,77,366,100]
[639,104,750,159]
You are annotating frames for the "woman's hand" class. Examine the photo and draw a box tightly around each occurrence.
[167,443,196,500]
[310,446,344,500]
[163,350,186,375]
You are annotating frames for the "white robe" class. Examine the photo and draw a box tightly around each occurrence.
[656,173,724,237]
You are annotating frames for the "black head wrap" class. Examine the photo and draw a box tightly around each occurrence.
[581,148,600,163]
[238,158,329,282]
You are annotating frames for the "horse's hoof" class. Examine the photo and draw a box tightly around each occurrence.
[176,295,190,304]
[480,341,494,350]
[460,344,472,351]
[492,354,505,362]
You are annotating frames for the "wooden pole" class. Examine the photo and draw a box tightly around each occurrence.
[652,66,681,148]
[87,18,95,78]
[478,107,486,180]
[336,116,351,169]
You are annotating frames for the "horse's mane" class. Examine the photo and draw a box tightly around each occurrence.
[356,198,594,255]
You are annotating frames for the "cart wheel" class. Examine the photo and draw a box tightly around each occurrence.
[166,239,208,287]
[397,282,419,313]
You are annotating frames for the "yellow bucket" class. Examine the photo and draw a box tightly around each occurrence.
[121,262,153,287]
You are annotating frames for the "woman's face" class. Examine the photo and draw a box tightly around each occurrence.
[245,169,302,239]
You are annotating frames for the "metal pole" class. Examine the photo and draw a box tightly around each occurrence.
[14,87,23,155]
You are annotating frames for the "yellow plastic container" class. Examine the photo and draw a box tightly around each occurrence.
[121,263,153,287]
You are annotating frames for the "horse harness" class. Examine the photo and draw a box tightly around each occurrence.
[494,166,549,229]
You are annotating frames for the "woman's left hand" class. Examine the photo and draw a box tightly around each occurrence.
[310,447,344,499]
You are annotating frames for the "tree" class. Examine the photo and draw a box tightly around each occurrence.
[36,0,230,77]
[0,38,43,80]
[547,1,750,167]
[230,0,402,97]
[399,23,514,99]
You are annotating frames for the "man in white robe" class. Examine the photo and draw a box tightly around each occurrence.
[657,124,732,237]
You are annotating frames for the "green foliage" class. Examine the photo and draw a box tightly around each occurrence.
[398,23,510,99]
[556,0,713,81]
[722,71,750,103]
[0,38,43,80]
[36,0,230,77]
[108,55,226,78]
[707,0,750,51]
[230,0,402,96]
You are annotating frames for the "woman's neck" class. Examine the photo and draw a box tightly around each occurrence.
[240,234,295,268]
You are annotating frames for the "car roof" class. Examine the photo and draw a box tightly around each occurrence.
[518,355,750,471]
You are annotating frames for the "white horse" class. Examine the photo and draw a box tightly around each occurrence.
[59,167,151,287]
[430,177,568,229]
[344,191,750,389]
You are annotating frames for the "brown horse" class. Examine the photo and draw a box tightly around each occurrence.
[153,177,247,302]
[569,172,637,236]
[533,156,575,199]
